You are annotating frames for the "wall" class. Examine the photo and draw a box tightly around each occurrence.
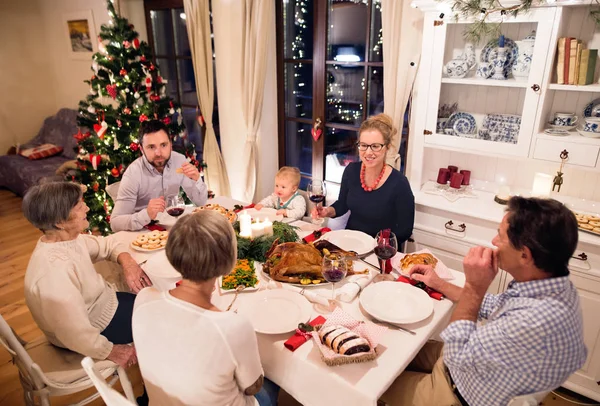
[212,0,278,202]
[0,0,56,154]
[422,148,600,201]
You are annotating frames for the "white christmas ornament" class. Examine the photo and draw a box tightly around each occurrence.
[92,61,99,74]
[113,137,120,150]
[134,92,140,99]
[87,106,96,114]
[169,108,175,115]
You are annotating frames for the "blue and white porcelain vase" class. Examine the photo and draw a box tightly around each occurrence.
[512,31,535,79]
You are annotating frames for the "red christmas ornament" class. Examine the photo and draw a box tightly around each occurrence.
[169,101,174,108]
[150,94,160,102]
[89,153,101,170]
[118,164,124,174]
[140,55,147,62]
[123,40,131,49]
[119,68,127,76]
[91,75,96,80]
[133,38,140,49]
[106,84,117,99]
[123,107,131,115]
[156,76,163,84]
[129,142,139,151]
[73,129,91,142]
[93,121,108,139]
[139,114,149,122]
[106,214,111,222]
[92,182,99,192]
[162,117,171,125]
[111,167,120,177]
[149,64,156,72]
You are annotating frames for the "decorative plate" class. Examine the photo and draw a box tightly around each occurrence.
[583,98,600,118]
[481,37,519,78]
[544,129,570,136]
[452,117,476,135]
[547,123,576,131]
[577,128,600,138]
[446,112,476,135]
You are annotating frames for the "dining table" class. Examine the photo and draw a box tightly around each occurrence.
[107,195,465,406]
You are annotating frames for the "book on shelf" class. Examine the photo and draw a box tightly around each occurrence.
[568,39,579,85]
[574,42,583,85]
[564,37,574,85]
[557,38,566,84]
[578,49,598,85]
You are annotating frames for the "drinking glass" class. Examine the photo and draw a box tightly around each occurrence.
[322,254,348,301]
[308,180,327,225]
[374,230,398,280]
[166,194,185,217]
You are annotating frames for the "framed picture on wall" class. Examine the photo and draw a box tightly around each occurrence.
[63,10,97,60]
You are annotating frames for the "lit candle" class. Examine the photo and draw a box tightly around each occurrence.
[262,219,273,237]
[251,220,265,238]
[239,210,252,239]
[531,173,552,197]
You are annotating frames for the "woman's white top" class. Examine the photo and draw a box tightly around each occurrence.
[132,288,262,406]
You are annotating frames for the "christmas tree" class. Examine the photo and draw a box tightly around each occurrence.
[71,0,199,235]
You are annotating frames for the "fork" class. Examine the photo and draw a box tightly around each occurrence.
[226,285,246,311]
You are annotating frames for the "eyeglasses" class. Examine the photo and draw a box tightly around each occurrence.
[356,142,387,152]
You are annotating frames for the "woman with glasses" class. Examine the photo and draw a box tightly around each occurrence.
[312,113,415,243]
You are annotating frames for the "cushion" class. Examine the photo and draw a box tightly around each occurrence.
[25,335,117,385]
[20,144,63,160]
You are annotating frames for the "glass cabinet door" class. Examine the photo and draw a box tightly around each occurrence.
[423,8,557,157]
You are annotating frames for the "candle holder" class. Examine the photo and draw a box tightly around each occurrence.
[492,42,508,80]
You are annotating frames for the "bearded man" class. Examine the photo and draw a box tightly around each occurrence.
[110,120,208,232]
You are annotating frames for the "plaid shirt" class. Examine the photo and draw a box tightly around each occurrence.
[441,276,587,406]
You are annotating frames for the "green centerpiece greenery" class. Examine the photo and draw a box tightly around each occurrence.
[233,221,299,262]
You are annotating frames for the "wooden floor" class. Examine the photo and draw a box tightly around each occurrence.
[0,189,597,406]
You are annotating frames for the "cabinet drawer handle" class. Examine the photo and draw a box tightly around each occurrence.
[531,84,540,92]
[444,220,466,233]
[570,252,591,271]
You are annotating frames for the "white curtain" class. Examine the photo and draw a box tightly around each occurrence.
[183,0,231,197]
[240,0,274,202]
[382,0,423,170]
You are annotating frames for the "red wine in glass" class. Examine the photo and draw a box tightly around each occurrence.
[374,245,397,260]
[322,255,347,300]
[167,207,185,217]
[322,267,346,283]
[375,230,398,274]
[309,194,325,204]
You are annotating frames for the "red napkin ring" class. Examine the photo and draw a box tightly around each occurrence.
[233,203,255,213]
[144,223,166,231]
[302,228,331,244]
[284,315,326,351]
[396,275,444,300]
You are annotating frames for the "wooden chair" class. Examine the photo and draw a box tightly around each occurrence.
[81,357,136,406]
[0,314,135,405]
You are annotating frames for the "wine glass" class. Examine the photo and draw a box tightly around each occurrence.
[308,180,327,225]
[166,194,185,217]
[322,254,348,301]
[374,230,398,282]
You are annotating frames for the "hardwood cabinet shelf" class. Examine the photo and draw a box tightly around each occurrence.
[441,77,529,88]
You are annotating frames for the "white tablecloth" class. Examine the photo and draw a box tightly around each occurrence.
[114,196,465,406]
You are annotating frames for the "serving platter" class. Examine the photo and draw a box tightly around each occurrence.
[219,262,262,294]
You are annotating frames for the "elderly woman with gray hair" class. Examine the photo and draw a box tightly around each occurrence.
[22,181,151,368]
[132,210,280,406]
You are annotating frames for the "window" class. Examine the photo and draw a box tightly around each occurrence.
[144,0,220,160]
[277,0,389,187]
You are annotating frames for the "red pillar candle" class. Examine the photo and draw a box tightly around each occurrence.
[437,168,450,184]
[460,170,471,185]
[448,165,459,173]
[449,172,464,189]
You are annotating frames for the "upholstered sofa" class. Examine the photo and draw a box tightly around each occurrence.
[0,108,79,196]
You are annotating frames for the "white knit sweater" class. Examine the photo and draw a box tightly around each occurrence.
[24,234,127,359]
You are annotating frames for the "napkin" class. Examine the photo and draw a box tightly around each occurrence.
[233,203,255,213]
[144,222,167,232]
[284,315,327,351]
[266,280,330,306]
[337,274,375,302]
[302,227,331,244]
[397,275,444,300]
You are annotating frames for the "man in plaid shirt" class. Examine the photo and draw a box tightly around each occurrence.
[380,197,587,406]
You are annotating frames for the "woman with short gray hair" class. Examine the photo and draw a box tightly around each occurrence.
[22,181,150,369]
[132,210,280,406]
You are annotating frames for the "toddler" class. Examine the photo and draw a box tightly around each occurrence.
[255,167,306,220]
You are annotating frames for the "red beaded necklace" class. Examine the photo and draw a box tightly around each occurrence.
[360,163,386,192]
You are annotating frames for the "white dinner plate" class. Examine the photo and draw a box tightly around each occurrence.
[130,243,165,253]
[236,290,312,334]
[219,263,262,294]
[316,229,376,254]
[360,281,434,324]
[243,207,284,222]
